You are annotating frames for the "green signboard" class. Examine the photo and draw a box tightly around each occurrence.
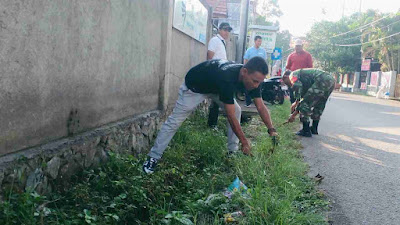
[248,26,278,54]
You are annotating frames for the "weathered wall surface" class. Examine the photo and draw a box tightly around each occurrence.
[0,111,164,194]
[0,0,216,194]
[168,29,208,104]
[0,0,163,155]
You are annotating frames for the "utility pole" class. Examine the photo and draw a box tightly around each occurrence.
[237,0,250,63]
[342,0,345,18]
[359,0,363,69]
[354,0,363,91]
[395,24,400,73]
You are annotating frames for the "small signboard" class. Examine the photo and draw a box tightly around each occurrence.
[173,0,208,44]
[271,48,282,60]
[361,59,371,71]
[370,72,379,86]
[360,82,367,90]
[248,25,278,54]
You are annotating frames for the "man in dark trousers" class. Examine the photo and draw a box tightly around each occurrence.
[207,23,232,128]
[143,57,278,174]
[282,68,335,137]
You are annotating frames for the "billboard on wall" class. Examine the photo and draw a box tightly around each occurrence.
[381,72,392,87]
[370,72,379,86]
[173,0,208,44]
[360,82,367,90]
[361,59,371,71]
[248,25,278,54]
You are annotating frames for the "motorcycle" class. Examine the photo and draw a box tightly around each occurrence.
[236,76,286,105]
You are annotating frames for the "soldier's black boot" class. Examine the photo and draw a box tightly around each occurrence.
[296,121,312,137]
[311,120,319,135]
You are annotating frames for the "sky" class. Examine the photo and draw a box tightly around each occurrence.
[278,0,400,37]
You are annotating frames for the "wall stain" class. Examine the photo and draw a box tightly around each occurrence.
[67,109,80,136]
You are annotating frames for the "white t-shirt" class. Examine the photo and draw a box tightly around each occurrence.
[208,34,227,60]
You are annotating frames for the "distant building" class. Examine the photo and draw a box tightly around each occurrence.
[205,0,257,35]
[205,0,228,19]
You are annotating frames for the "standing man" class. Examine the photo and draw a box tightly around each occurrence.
[207,22,232,128]
[143,57,278,174]
[243,36,267,107]
[282,69,335,137]
[286,39,313,103]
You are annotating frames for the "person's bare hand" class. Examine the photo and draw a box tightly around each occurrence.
[287,114,296,123]
[269,131,278,137]
[290,102,297,113]
[241,140,253,156]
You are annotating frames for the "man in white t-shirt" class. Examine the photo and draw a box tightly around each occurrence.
[207,22,232,128]
[207,23,231,60]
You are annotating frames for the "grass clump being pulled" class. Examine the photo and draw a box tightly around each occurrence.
[0,102,329,224]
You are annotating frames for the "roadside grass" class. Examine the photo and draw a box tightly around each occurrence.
[0,102,329,224]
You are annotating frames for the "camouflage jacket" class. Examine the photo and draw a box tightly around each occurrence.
[289,68,333,100]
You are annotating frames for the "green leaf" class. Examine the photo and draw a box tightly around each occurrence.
[175,217,194,225]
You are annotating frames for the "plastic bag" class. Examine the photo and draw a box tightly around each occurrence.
[223,177,249,199]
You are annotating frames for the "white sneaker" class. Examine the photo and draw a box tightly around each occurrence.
[143,157,158,174]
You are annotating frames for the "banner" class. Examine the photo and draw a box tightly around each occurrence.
[173,0,208,44]
[361,59,371,71]
[250,30,277,53]
[370,72,379,86]
[380,72,392,87]
[360,82,367,90]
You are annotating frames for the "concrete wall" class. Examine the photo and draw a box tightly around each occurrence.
[166,31,237,104]
[0,0,165,155]
[168,29,208,104]
[0,0,216,193]
[226,35,238,62]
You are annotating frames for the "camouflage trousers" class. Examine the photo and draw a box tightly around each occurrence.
[298,76,335,123]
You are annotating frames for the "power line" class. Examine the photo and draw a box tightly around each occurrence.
[331,14,392,38]
[339,19,400,41]
[334,31,400,46]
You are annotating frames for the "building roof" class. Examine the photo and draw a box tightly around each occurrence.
[205,0,228,18]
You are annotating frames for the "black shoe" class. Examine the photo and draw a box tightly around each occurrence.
[311,120,319,135]
[310,126,318,135]
[227,150,240,158]
[296,129,312,137]
[143,157,158,174]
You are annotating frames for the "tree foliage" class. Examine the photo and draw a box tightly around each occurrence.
[250,0,282,26]
[307,9,400,73]
[275,30,291,53]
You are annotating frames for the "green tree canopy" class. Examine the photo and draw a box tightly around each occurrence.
[307,9,400,73]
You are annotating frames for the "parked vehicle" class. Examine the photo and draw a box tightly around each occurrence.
[236,76,286,105]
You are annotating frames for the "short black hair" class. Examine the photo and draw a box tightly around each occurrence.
[254,36,262,41]
[243,56,268,75]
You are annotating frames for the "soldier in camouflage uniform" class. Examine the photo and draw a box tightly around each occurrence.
[282,68,335,137]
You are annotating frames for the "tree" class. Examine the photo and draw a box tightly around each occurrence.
[306,20,361,73]
[275,30,291,52]
[307,9,400,73]
[249,0,282,26]
[253,0,282,19]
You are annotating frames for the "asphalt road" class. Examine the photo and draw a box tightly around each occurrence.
[300,92,400,225]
